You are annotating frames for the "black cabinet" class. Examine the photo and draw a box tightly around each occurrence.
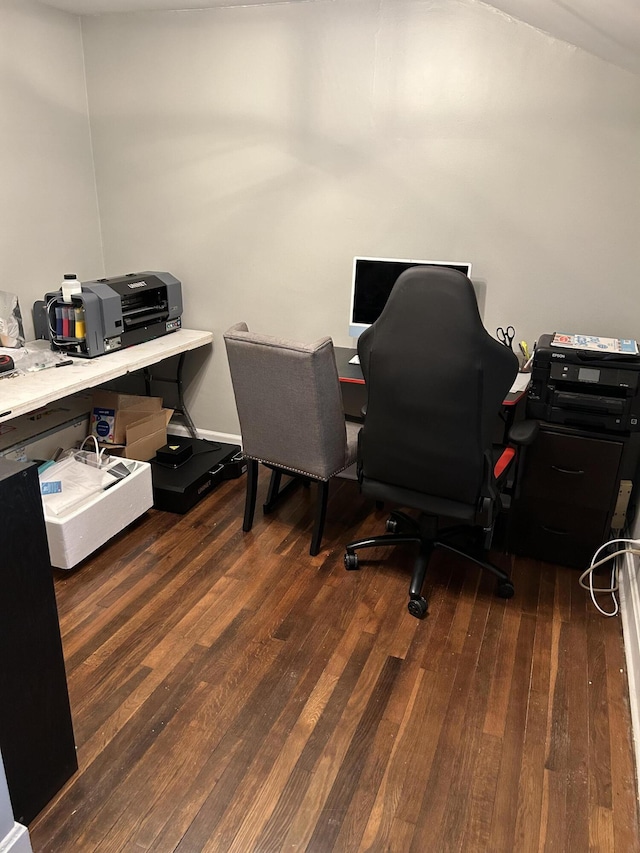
[509,425,638,568]
[0,459,77,825]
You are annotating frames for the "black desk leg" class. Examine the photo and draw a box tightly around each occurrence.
[143,353,198,439]
[175,353,198,438]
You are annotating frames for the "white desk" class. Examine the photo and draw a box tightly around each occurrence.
[0,328,213,424]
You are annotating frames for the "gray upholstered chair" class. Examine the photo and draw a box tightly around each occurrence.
[224,323,360,555]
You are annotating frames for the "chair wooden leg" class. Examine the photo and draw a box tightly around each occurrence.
[310,481,330,556]
[243,459,258,532]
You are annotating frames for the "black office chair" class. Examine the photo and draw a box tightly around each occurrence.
[344,266,537,618]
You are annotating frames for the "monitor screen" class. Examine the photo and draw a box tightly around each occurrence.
[349,256,472,338]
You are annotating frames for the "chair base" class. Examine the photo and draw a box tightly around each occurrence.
[344,510,514,619]
[243,460,329,556]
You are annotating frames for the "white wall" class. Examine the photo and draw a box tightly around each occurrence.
[0,752,32,853]
[0,0,103,853]
[0,752,14,845]
[0,5,100,845]
[0,0,103,341]
[80,0,640,436]
[1,0,639,435]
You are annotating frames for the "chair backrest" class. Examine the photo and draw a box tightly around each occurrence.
[357,266,518,508]
[224,323,350,480]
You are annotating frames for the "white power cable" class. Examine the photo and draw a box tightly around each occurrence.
[79,434,107,467]
[579,536,640,617]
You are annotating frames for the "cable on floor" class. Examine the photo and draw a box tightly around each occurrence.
[579,535,640,617]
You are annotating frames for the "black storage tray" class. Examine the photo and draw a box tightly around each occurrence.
[151,437,244,513]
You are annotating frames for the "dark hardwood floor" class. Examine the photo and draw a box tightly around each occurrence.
[28,473,639,852]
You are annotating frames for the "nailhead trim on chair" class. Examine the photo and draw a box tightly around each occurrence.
[242,453,353,482]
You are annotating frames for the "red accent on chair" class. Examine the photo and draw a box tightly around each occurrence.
[494,446,516,481]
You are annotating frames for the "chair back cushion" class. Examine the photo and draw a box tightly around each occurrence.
[357,267,518,507]
[224,323,350,480]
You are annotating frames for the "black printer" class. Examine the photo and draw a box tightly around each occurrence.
[43,271,182,358]
[527,333,640,433]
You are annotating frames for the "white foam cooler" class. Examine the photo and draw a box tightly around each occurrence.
[43,458,153,570]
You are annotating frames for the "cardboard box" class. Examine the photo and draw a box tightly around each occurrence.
[91,391,164,444]
[103,408,173,461]
[42,459,153,570]
[91,391,173,461]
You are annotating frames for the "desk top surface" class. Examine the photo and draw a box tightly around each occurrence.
[334,346,529,405]
[0,328,213,424]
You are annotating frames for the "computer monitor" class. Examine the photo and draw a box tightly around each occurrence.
[348,256,473,338]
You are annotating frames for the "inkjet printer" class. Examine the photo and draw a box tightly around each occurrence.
[527,333,640,433]
[43,271,182,358]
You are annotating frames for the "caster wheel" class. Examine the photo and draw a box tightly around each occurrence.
[496,580,515,599]
[386,518,398,533]
[408,596,428,619]
[344,552,359,571]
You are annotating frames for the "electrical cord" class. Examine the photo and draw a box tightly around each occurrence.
[80,434,103,462]
[46,295,58,340]
[73,434,110,468]
[579,535,640,617]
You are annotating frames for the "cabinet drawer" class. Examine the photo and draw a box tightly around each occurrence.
[521,431,622,509]
[509,498,610,569]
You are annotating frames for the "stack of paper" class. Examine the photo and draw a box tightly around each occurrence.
[550,333,638,355]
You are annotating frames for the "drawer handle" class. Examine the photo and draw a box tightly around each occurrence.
[551,465,585,476]
[540,525,569,536]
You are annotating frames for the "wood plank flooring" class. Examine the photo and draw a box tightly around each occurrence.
[28,473,640,852]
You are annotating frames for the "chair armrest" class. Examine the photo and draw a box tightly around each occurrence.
[507,419,539,446]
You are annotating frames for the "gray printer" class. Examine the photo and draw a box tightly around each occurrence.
[43,271,182,358]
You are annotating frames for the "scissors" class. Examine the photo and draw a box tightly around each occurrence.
[497,325,515,350]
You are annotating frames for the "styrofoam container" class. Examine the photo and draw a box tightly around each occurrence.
[43,459,153,570]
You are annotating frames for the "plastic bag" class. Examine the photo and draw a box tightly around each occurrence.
[39,456,116,516]
[39,447,133,517]
[0,291,25,348]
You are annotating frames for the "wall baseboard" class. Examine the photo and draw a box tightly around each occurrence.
[0,823,32,853]
[620,551,640,805]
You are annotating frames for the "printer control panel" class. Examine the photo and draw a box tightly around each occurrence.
[549,361,639,390]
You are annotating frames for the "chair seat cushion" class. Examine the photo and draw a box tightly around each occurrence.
[360,477,478,522]
[361,443,515,522]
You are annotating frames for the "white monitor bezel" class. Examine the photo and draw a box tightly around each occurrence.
[348,256,473,338]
